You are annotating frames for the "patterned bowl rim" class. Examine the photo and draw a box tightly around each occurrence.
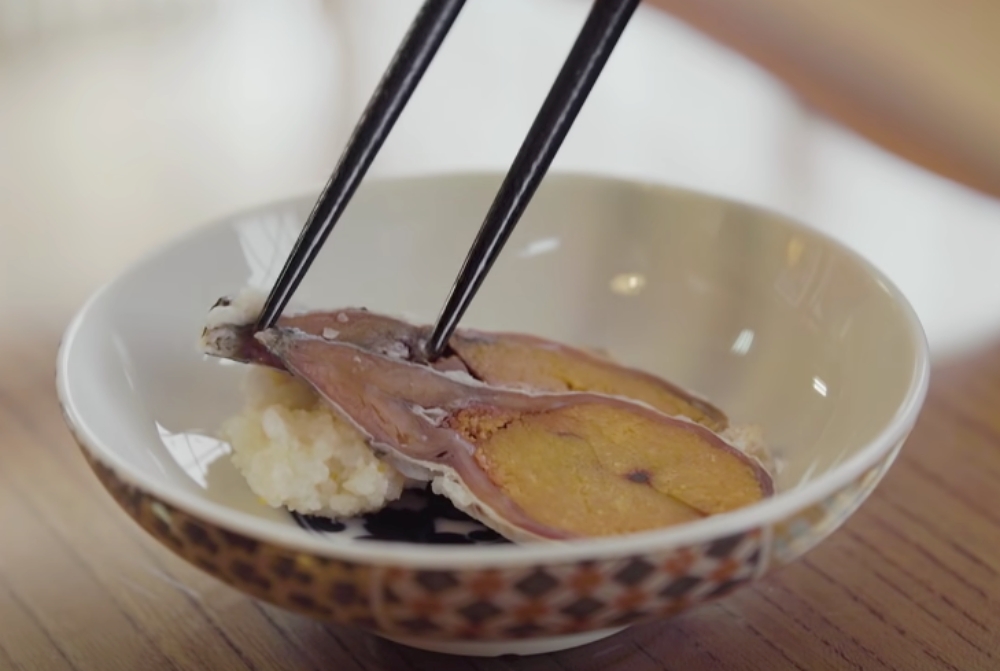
[55,171,932,569]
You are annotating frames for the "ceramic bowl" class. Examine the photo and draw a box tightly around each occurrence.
[57,173,929,657]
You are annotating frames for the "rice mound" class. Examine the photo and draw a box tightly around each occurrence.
[220,366,407,518]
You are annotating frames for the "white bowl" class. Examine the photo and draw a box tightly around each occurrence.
[57,172,929,656]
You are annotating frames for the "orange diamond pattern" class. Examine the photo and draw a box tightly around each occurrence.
[374,530,763,640]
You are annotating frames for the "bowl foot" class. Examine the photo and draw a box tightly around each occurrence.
[378,626,628,657]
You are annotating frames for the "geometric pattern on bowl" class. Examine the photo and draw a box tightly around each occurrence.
[372,531,762,640]
[82,449,766,640]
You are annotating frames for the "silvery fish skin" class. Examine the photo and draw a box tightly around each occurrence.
[201,305,728,429]
[200,303,467,372]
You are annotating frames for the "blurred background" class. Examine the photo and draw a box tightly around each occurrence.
[2,0,999,358]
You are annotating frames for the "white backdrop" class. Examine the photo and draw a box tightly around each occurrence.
[2,0,999,357]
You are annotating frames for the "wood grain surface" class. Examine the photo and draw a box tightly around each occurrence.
[1,321,998,670]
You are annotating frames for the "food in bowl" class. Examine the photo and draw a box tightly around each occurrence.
[57,173,931,656]
[201,289,775,542]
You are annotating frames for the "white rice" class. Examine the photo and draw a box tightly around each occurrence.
[204,288,267,329]
[220,366,407,518]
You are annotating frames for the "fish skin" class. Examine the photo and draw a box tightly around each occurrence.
[202,305,728,431]
[252,326,772,541]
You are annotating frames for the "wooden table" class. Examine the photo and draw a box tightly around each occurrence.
[2,319,998,671]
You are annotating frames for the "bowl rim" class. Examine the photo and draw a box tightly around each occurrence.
[56,170,931,568]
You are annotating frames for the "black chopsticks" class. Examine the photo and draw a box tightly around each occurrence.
[424,0,640,359]
[256,0,640,357]
[255,0,467,332]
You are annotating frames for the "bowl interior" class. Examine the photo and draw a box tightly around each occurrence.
[60,173,926,553]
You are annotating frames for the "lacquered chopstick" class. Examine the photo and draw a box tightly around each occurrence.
[423,0,639,360]
[255,0,466,332]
